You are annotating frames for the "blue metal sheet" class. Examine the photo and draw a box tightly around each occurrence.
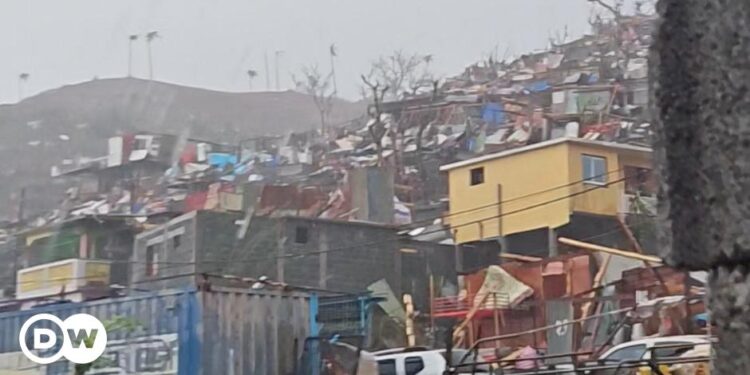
[0,290,197,375]
[0,288,309,374]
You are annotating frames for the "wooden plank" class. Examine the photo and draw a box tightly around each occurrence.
[558,237,663,263]
[453,292,490,344]
[580,253,612,321]
[500,252,543,263]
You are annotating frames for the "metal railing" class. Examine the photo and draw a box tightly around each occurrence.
[447,342,712,375]
[433,292,511,316]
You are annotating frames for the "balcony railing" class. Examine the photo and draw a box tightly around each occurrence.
[432,293,511,318]
[16,258,110,299]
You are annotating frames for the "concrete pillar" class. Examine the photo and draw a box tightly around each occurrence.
[653,1,750,372]
[548,227,558,257]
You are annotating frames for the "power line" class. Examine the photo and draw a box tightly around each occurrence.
[1,175,642,283]
[402,168,627,228]
[443,176,627,233]
[146,176,631,266]
[7,266,196,289]
[5,217,656,291]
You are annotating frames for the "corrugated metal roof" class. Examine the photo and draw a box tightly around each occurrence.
[440,137,652,172]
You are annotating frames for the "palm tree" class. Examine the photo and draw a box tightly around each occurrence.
[246,69,258,90]
[18,73,29,101]
[128,34,138,77]
[145,31,160,80]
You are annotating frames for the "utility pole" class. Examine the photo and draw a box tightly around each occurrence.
[274,50,284,91]
[329,43,338,95]
[17,186,26,223]
[264,51,270,90]
[128,34,138,77]
[146,31,160,80]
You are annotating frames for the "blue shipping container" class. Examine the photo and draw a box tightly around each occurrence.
[0,287,309,375]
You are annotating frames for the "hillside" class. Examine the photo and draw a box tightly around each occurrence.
[0,77,366,218]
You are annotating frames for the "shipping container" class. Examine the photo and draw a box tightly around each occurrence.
[0,287,310,375]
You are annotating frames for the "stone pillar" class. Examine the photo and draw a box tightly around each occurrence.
[653,1,750,373]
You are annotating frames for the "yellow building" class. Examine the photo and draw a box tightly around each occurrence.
[440,137,653,251]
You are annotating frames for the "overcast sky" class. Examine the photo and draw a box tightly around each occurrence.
[0,0,616,103]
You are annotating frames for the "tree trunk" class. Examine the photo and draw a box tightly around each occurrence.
[653,1,750,373]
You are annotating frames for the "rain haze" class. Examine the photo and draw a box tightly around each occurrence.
[0,0,603,103]
[2,2,707,374]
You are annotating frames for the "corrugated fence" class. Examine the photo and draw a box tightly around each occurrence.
[0,288,309,375]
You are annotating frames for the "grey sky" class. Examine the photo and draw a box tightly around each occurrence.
[1,0,607,103]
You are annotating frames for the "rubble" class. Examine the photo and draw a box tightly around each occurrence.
[0,9,714,374]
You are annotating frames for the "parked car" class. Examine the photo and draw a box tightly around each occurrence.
[374,347,493,375]
[588,335,711,375]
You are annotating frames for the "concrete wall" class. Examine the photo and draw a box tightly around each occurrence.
[272,216,400,293]
[133,211,402,294]
[132,211,199,290]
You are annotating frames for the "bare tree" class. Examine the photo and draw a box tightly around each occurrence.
[365,50,433,100]
[414,80,441,184]
[293,65,336,134]
[587,0,632,83]
[361,75,389,166]
[588,0,623,19]
[548,25,570,47]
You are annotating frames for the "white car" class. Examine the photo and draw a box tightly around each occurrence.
[373,347,492,375]
[590,335,711,375]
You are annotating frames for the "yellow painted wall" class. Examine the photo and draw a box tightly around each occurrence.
[47,263,74,290]
[18,263,74,294]
[16,261,111,294]
[447,143,572,244]
[85,262,111,284]
[568,145,652,216]
[567,144,623,216]
[17,269,43,294]
[447,141,652,244]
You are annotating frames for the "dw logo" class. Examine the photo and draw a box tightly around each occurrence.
[18,313,108,365]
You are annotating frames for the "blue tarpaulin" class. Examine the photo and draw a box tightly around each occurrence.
[481,103,506,124]
[207,153,238,169]
[526,80,551,93]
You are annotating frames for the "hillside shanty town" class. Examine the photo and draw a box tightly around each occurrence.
[0,2,720,375]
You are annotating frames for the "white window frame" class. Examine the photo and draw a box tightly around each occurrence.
[582,154,607,186]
